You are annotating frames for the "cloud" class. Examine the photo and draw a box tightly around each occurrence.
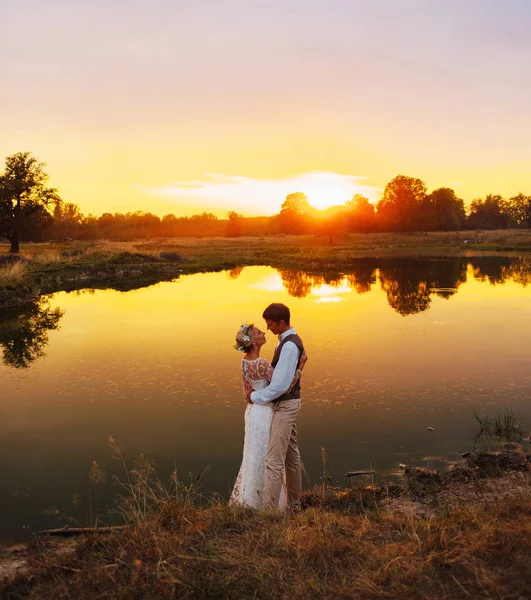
[139,171,381,216]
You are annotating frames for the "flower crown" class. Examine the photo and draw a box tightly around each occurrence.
[234,322,254,352]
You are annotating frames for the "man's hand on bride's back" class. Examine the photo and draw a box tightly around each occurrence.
[300,350,308,370]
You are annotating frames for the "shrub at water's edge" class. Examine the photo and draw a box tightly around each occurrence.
[0,260,38,308]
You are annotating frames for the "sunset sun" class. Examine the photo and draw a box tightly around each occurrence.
[304,185,353,210]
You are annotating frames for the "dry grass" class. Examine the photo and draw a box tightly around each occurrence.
[3,442,531,599]
[5,484,531,599]
[30,250,63,265]
[2,229,531,261]
[0,261,27,284]
[0,230,530,286]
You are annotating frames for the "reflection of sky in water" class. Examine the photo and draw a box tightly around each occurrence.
[311,281,351,303]
[249,272,284,292]
[1,261,531,541]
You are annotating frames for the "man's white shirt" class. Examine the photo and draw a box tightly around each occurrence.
[250,327,299,405]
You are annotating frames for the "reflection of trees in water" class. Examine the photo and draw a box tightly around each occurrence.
[344,261,378,294]
[279,260,379,298]
[0,297,64,369]
[228,266,244,280]
[275,257,531,316]
[379,275,432,315]
[511,259,531,287]
[278,270,315,298]
[469,257,531,287]
[378,259,468,316]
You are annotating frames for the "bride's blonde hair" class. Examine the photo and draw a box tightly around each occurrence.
[234,323,254,352]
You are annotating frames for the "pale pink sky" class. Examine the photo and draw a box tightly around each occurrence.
[1,0,530,216]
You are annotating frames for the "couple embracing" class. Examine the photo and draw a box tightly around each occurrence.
[231,303,307,512]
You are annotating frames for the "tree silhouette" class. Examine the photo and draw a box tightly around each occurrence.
[3,152,531,242]
[0,152,60,252]
[376,175,427,231]
[344,194,376,232]
[423,188,465,231]
[467,195,512,230]
[225,211,243,237]
[281,192,311,215]
[277,192,312,234]
[53,200,83,241]
[507,193,531,227]
[0,298,64,369]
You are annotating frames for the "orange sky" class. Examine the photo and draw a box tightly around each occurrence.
[1,0,530,217]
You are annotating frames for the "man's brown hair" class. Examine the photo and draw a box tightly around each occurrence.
[262,303,290,324]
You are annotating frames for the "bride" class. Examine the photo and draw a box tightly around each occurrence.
[230,322,307,509]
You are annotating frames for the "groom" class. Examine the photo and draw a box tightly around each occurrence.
[249,303,305,510]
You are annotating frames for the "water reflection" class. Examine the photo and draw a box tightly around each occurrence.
[2,258,531,541]
[378,259,468,315]
[0,297,64,369]
[228,266,245,280]
[279,260,379,300]
[280,256,531,315]
[469,257,531,286]
[1,257,530,370]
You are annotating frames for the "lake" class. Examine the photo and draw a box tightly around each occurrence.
[1,257,531,542]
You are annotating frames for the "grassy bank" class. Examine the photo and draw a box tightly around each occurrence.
[2,444,531,599]
[1,230,531,309]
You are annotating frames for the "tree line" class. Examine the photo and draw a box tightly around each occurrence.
[1,152,531,252]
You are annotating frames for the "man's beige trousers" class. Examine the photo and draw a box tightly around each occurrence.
[265,399,302,508]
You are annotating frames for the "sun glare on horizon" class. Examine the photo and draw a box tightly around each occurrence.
[144,171,380,217]
[303,184,356,211]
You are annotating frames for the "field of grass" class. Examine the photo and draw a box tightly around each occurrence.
[6,229,531,260]
[1,230,531,309]
[3,442,531,599]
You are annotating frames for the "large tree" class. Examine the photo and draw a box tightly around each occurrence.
[507,192,531,228]
[344,194,376,232]
[0,152,59,252]
[277,192,312,234]
[376,175,427,231]
[467,194,512,230]
[52,200,82,241]
[225,211,243,237]
[423,187,466,231]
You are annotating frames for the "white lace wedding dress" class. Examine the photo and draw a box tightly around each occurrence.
[230,357,289,510]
